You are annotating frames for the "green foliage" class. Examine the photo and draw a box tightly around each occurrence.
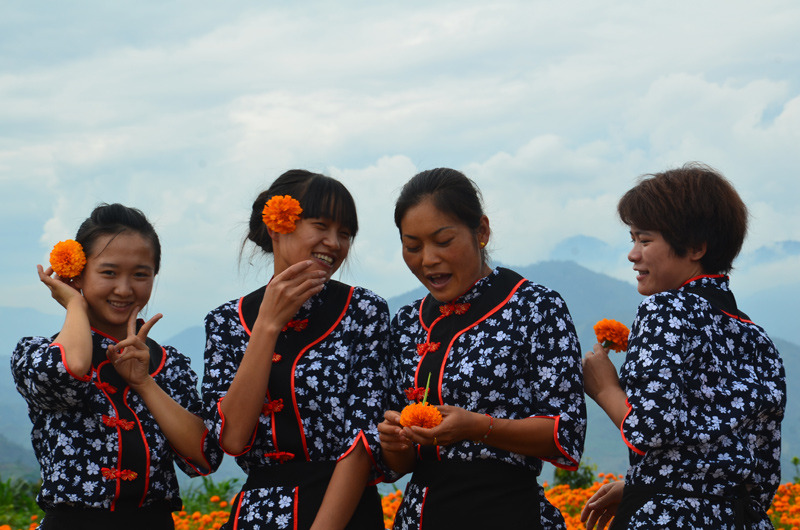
[552,459,598,490]
[0,474,44,528]
[792,456,800,485]
[181,475,241,513]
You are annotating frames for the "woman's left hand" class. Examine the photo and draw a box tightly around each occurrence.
[402,405,484,447]
[106,309,162,388]
[580,480,624,530]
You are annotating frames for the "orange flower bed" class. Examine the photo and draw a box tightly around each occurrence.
[3,479,800,530]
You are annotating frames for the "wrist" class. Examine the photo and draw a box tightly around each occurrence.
[472,413,493,443]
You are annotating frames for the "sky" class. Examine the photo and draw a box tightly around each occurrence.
[2,0,799,340]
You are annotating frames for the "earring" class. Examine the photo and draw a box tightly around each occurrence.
[480,241,486,248]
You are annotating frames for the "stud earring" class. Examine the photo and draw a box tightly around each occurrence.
[480,241,486,248]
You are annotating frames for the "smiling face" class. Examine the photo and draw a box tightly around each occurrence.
[73,232,157,340]
[628,227,707,296]
[400,197,491,303]
[271,217,352,281]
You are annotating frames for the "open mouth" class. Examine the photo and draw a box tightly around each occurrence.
[313,253,334,267]
[427,273,451,287]
[108,300,133,310]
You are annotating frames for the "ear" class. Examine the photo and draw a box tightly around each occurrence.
[688,241,707,262]
[477,215,491,246]
[71,273,85,291]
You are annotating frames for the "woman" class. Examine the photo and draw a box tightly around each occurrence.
[581,163,786,530]
[12,204,220,530]
[202,170,390,530]
[378,168,586,530]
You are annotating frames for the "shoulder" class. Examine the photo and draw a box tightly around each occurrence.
[204,297,241,324]
[392,296,423,326]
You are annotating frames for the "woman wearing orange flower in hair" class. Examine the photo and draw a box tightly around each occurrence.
[378,168,586,530]
[581,164,785,530]
[202,170,390,530]
[11,204,222,530]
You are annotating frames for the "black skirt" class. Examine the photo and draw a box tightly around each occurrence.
[41,502,174,530]
[406,459,542,530]
[223,461,383,530]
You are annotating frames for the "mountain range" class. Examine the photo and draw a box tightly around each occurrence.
[2,260,798,485]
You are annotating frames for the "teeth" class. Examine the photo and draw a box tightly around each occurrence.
[313,253,333,265]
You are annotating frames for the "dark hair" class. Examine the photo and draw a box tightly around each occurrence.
[247,169,359,254]
[75,203,162,274]
[394,168,488,262]
[617,162,748,274]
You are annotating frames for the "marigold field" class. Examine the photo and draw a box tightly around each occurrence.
[2,474,800,530]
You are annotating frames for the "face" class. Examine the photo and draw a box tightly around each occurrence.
[73,232,157,340]
[271,217,352,281]
[400,197,490,303]
[628,227,706,296]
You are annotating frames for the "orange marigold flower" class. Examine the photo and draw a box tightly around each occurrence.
[209,495,221,503]
[593,318,630,352]
[49,239,87,279]
[399,402,443,428]
[262,195,303,234]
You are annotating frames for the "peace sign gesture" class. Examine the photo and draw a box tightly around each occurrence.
[106,307,163,389]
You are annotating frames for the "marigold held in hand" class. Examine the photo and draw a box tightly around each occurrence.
[262,195,303,234]
[399,402,443,429]
[49,239,86,278]
[593,318,629,352]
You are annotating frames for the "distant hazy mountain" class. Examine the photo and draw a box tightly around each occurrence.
[1,260,797,483]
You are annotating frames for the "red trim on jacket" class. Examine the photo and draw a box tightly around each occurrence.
[531,415,579,470]
[620,398,646,456]
[54,343,92,382]
[215,396,257,457]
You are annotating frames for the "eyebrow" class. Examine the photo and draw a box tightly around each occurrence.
[402,226,456,240]
[97,262,154,271]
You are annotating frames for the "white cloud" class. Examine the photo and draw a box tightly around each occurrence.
[1,0,799,337]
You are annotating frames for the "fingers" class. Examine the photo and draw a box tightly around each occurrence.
[136,313,163,340]
[378,411,412,451]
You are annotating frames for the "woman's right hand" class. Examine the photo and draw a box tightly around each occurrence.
[37,264,86,310]
[256,260,327,333]
[378,410,412,452]
[378,410,416,475]
[580,480,624,530]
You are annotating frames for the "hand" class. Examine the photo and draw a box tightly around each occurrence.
[378,410,413,453]
[582,343,621,402]
[37,265,85,310]
[580,480,624,530]
[106,309,162,388]
[401,405,482,447]
[257,260,328,333]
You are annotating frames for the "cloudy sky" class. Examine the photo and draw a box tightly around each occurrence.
[2,0,799,340]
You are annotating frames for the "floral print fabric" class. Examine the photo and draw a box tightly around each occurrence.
[11,330,219,513]
[618,275,786,529]
[388,268,586,530]
[202,282,391,530]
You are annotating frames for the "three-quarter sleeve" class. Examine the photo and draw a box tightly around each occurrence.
[11,336,93,411]
[157,345,224,476]
[201,302,256,457]
[338,289,391,483]
[620,297,686,456]
[523,288,586,470]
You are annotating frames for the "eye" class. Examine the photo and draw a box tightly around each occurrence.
[404,246,421,253]
[436,238,454,247]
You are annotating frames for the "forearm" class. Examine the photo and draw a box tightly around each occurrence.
[133,377,211,468]
[478,415,560,457]
[381,445,416,476]
[218,321,280,453]
[592,386,629,429]
[53,298,93,377]
[310,444,372,530]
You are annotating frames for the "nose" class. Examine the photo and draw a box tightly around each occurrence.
[113,276,133,296]
[628,243,640,263]
[420,245,440,268]
[322,228,341,250]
